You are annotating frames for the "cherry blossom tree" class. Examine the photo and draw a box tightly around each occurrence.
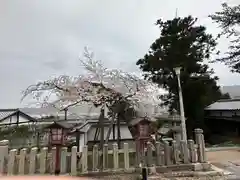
[21,47,165,147]
[22,47,163,116]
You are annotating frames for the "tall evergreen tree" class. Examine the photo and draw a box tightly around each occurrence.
[136,16,224,135]
[210,3,240,72]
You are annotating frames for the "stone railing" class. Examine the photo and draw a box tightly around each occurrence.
[0,128,208,176]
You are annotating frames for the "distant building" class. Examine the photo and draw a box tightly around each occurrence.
[205,99,240,137]
[0,105,139,150]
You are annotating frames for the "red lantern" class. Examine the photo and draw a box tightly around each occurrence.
[130,118,152,160]
[45,122,71,175]
[49,128,64,145]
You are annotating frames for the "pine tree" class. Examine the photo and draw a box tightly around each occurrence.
[136,16,224,134]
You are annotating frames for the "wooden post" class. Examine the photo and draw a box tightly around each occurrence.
[100,108,105,152]
[113,123,116,140]
[76,130,80,152]
[117,114,121,149]
[55,145,61,175]
[142,167,148,180]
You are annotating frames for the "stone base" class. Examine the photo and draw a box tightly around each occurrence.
[193,162,211,171]
[149,171,223,179]
[80,162,215,177]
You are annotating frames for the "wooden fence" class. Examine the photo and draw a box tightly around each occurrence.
[0,128,207,176]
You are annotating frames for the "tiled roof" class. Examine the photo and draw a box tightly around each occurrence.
[45,121,75,129]
[0,110,17,121]
[19,104,101,120]
[205,99,240,110]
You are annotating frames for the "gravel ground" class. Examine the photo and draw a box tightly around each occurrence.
[89,173,228,180]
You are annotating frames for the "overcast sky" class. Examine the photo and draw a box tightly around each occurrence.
[0,0,239,108]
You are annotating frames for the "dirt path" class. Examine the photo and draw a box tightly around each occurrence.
[207,150,240,162]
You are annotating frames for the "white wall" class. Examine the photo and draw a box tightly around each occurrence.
[0,114,31,126]
[87,125,132,141]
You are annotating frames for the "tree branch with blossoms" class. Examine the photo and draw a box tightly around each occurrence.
[21,47,163,121]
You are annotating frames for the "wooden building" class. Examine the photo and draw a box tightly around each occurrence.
[205,99,240,137]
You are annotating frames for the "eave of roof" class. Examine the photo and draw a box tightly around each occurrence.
[205,99,240,111]
[0,109,36,122]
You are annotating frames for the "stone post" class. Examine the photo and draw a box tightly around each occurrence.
[0,140,9,175]
[103,144,108,170]
[60,147,68,174]
[113,143,119,170]
[146,141,153,167]
[123,143,130,170]
[173,128,181,148]
[92,144,99,171]
[82,145,88,174]
[180,140,189,164]
[71,146,78,176]
[18,148,27,175]
[188,140,197,163]
[172,140,179,164]
[163,141,171,166]
[39,147,48,174]
[29,147,38,175]
[7,149,17,175]
[200,132,207,162]
[155,141,161,166]
[194,129,206,163]
[135,141,141,167]
[50,147,56,174]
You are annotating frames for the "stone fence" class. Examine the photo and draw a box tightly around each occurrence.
[0,129,208,176]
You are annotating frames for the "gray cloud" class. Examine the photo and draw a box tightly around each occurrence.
[0,0,239,108]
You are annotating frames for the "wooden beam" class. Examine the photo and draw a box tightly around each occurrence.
[117,114,121,148]
[100,108,105,151]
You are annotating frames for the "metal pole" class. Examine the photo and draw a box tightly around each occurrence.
[176,74,187,141]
